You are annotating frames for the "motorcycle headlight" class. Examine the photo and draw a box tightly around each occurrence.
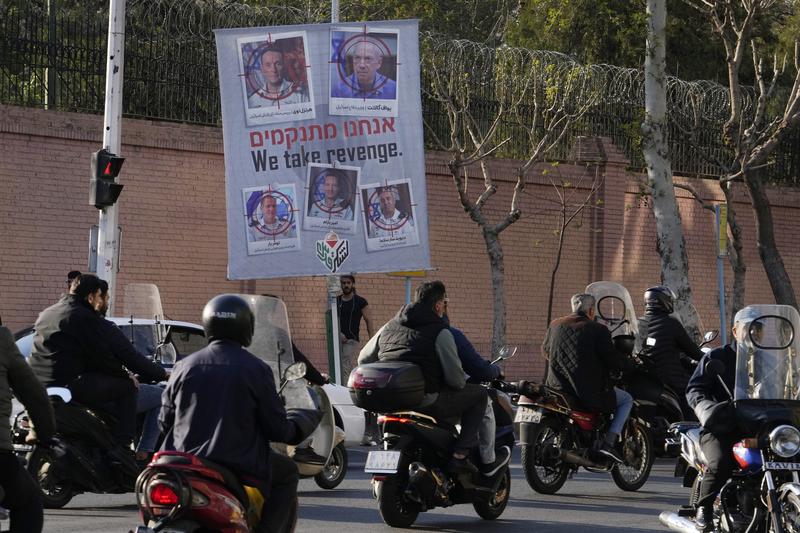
[769,425,800,458]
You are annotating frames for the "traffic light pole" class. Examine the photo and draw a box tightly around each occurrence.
[97,0,126,315]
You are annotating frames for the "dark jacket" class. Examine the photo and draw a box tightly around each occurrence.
[449,326,501,383]
[94,319,168,383]
[159,339,297,481]
[378,303,446,393]
[28,295,108,386]
[1,326,56,451]
[543,312,631,412]
[686,344,737,432]
[636,311,704,392]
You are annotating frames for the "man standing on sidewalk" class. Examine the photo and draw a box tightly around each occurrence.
[336,274,375,445]
[337,274,372,380]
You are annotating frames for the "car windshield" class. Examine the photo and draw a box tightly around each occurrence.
[734,305,800,401]
[118,324,159,359]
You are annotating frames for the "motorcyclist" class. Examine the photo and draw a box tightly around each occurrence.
[543,293,634,463]
[159,294,322,533]
[0,322,56,533]
[28,274,143,461]
[686,312,753,531]
[358,280,488,474]
[444,311,511,476]
[635,285,703,419]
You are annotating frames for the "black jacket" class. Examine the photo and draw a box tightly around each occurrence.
[1,326,56,451]
[377,303,446,393]
[28,295,108,386]
[159,339,298,481]
[636,311,704,392]
[686,344,737,432]
[543,312,631,412]
[94,319,167,383]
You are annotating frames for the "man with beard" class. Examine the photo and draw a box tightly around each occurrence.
[336,274,372,380]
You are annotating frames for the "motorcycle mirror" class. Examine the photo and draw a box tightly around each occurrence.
[705,358,725,378]
[492,345,518,365]
[283,361,307,381]
[155,343,177,365]
[702,330,719,344]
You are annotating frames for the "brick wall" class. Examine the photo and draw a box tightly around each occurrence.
[2,105,799,381]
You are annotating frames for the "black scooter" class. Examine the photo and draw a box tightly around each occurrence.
[350,348,518,528]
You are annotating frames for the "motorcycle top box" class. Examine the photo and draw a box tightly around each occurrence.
[348,362,425,413]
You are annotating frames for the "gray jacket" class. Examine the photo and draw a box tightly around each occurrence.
[1,326,55,451]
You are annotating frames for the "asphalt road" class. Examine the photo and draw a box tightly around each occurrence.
[24,448,687,532]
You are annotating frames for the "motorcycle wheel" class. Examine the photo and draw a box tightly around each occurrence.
[778,491,800,533]
[376,475,420,528]
[473,467,511,520]
[521,418,570,495]
[611,420,654,492]
[314,442,348,490]
[26,447,74,509]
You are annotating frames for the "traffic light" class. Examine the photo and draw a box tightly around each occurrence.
[90,148,125,209]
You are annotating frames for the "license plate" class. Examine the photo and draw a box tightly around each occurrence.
[765,462,800,471]
[364,450,402,474]
[514,407,542,424]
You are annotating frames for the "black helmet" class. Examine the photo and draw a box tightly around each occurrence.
[202,294,254,347]
[644,285,676,314]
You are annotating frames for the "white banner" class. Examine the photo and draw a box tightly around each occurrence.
[215,20,431,279]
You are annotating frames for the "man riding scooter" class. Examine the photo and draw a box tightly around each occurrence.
[358,280,488,474]
[636,286,704,419]
[159,294,322,533]
[0,322,56,533]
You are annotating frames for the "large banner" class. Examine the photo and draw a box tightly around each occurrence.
[215,20,431,279]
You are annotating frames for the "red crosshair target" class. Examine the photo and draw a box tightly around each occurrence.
[334,32,394,96]
[245,36,305,105]
[367,187,411,233]
[252,189,296,239]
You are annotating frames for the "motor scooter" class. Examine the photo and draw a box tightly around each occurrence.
[133,295,326,533]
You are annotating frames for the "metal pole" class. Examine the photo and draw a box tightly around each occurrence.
[715,205,728,345]
[331,0,339,23]
[46,0,57,110]
[405,276,411,305]
[330,295,342,384]
[97,0,126,315]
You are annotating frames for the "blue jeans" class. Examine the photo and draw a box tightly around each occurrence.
[136,384,164,453]
[607,387,633,437]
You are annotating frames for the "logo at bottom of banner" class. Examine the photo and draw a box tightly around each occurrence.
[317,232,350,273]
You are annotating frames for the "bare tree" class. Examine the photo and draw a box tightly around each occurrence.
[685,0,800,308]
[422,35,601,353]
[541,164,604,326]
[642,0,703,340]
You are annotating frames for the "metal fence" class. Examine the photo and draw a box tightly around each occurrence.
[1,0,798,184]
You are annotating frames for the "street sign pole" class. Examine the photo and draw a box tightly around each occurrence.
[97,0,126,314]
[715,204,728,345]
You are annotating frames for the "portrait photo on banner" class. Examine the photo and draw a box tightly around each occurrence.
[237,31,315,126]
[329,27,399,118]
[242,183,301,255]
[303,163,360,234]
[360,179,419,251]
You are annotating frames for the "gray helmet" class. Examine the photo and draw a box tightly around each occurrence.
[202,294,254,347]
[644,286,676,314]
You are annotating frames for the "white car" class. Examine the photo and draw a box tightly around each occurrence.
[12,318,365,446]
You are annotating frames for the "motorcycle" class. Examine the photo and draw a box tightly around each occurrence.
[348,346,519,528]
[133,294,327,533]
[660,304,800,533]
[586,281,718,457]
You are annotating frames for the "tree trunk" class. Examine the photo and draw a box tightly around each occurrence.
[743,169,798,308]
[642,0,702,340]
[722,183,746,325]
[483,227,507,356]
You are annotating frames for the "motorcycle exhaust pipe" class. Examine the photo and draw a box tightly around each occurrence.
[545,445,604,469]
[659,511,700,533]
[408,462,428,483]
